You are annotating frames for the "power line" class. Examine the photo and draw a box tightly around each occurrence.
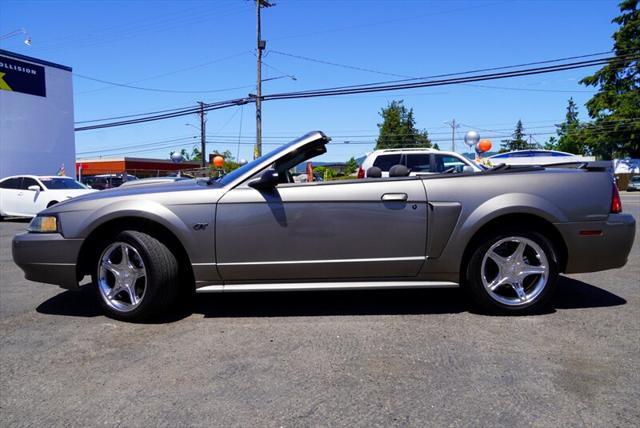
[266,50,617,93]
[77,136,197,155]
[31,2,250,53]
[74,50,616,126]
[262,56,630,101]
[75,51,252,95]
[80,121,640,158]
[269,50,412,78]
[75,99,250,131]
[74,73,255,94]
[270,49,598,94]
[74,53,635,132]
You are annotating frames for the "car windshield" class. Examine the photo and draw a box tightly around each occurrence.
[41,178,88,190]
[218,137,314,185]
[632,176,640,183]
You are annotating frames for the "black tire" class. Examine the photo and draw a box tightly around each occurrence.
[92,230,180,322]
[464,228,559,315]
[46,201,59,208]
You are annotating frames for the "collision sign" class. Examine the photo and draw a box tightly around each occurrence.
[0,54,46,97]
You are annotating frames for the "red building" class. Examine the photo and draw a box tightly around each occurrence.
[76,157,202,178]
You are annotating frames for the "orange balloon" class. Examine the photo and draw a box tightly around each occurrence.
[478,139,492,153]
[213,155,224,168]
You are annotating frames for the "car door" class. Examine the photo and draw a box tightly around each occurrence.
[215,178,428,281]
[0,177,23,216]
[16,177,46,215]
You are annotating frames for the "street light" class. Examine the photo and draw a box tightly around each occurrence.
[0,28,32,46]
[261,74,297,83]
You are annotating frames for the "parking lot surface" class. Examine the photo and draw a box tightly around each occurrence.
[1,193,639,427]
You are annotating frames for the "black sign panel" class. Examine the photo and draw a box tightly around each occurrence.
[0,55,46,97]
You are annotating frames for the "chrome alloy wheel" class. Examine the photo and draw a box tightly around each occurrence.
[97,242,147,312]
[480,236,549,307]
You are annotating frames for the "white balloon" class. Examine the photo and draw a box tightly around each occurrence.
[464,131,480,147]
[170,152,184,163]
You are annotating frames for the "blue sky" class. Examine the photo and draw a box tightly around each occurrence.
[0,0,622,162]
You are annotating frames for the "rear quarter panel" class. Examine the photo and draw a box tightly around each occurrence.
[418,168,612,279]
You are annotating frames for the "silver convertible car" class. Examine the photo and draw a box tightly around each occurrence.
[13,132,635,321]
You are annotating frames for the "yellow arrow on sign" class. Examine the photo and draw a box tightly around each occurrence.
[0,72,13,91]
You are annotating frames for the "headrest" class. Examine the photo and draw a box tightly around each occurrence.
[389,164,410,177]
[366,166,382,178]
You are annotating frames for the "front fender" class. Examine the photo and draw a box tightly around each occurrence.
[70,199,196,252]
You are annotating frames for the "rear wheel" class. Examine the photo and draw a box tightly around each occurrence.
[465,229,558,314]
[92,230,180,321]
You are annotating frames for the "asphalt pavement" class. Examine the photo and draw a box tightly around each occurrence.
[1,193,639,427]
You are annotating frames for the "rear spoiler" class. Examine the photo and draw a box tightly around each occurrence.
[543,160,613,172]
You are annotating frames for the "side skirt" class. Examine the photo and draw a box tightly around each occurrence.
[196,281,459,293]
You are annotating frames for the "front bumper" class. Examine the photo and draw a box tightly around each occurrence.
[556,213,636,274]
[12,232,84,289]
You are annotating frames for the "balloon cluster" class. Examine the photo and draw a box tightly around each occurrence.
[464,131,491,158]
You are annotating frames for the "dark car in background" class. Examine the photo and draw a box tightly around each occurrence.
[82,174,138,190]
[627,175,640,191]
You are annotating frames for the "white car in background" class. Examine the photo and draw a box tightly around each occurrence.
[485,149,595,166]
[358,148,482,178]
[0,175,97,219]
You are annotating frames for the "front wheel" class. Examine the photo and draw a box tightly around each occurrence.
[92,230,180,321]
[465,230,559,314]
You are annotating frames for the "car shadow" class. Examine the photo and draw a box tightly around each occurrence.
[36,276,627,323]
[1,217,31,223]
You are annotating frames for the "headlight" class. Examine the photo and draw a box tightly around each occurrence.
[28,215,58,233]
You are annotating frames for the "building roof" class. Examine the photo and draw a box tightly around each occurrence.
[77,157,201,165]
[0,49,72,72]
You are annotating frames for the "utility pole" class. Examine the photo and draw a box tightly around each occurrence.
[255,0,273,159]
[444,119,460,152]
[198,101,206,167]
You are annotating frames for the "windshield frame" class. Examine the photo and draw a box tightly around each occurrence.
[217,131,329,188]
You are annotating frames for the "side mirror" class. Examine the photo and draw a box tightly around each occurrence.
[248,168,279,190]
[27,185,41,192]
[463,165,475,173]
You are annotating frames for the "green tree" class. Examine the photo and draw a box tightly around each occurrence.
[555,98,585,154]
[344,157,358,175]
[580,0,639,158]
[501,120,531,151]
[376,100,432,149]
[544,136,558,151]
[190,147,202,161]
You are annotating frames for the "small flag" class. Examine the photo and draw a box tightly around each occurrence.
[57,164,66,176]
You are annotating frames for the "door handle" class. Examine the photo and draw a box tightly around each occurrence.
[381,193,408,201]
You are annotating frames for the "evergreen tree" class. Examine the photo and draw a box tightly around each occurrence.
[501,120,530,151]
[580,0,639,158]
[555,98,585,154]
[544,136,558,151]
[376,100,432,149]
[344,157,358,175]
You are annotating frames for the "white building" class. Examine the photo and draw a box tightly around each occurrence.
[0,49,75,178]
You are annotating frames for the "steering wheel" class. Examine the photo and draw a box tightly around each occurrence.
[442,167,456,174]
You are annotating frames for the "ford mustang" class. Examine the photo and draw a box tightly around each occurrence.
[12,131,636,321]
